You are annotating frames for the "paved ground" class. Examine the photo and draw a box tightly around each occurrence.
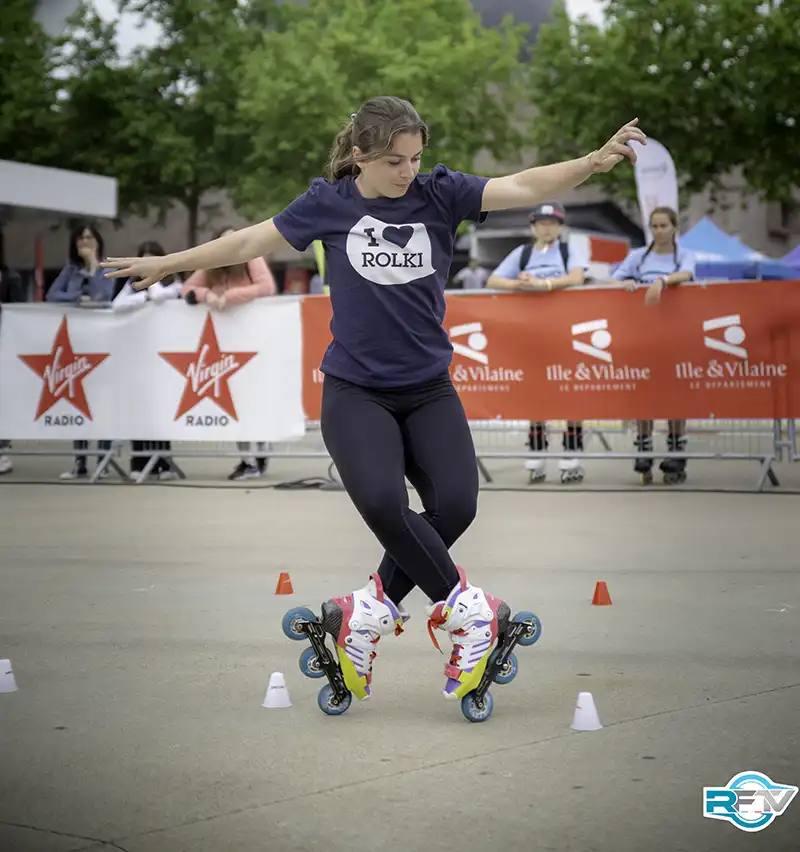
[0,477,798,852]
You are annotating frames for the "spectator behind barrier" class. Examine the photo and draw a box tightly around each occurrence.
[487,201,590,485]
[182,227,278,481]
[112,240,182,481]
[45,224,114,304]
[612,206,697,484]
[452,258,489,290]
[0,262,26,475]
[47,225,114,480]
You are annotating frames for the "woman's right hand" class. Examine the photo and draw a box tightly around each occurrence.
[100,256,171,290]
[622,278,638,292]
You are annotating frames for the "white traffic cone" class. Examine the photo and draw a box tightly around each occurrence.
[0,659,18,693]
[262,671,291,709]
[571,691,602,731]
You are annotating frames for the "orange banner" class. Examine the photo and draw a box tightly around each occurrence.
[300,282,800,420]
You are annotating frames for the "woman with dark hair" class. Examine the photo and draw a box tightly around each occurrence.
[46,224,113,304]
[102,96,645,707]
[182,227,277,481]
[47,224,115,480]
[612,206,697,484]
[112,240,183,481]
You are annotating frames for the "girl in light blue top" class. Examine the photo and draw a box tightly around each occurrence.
[612,206,695,484]
[488,201,590,484]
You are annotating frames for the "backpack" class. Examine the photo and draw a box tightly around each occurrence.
[519,241,570,276]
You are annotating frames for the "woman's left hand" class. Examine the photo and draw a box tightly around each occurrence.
[645,279,665,307]
[589,119,647,173]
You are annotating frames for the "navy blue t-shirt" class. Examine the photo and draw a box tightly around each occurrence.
[273,164,488,388]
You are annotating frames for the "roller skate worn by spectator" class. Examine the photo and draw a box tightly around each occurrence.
[524,422,547,483]
[634,433,654,484]
[560,423,585,483]
[282,573,408,715]
[660,432,687,484]
[427,566,542,722]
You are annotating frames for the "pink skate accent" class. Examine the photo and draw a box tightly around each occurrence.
[456,565,468,592]
[427,602,447,652]
[370,572,386,603]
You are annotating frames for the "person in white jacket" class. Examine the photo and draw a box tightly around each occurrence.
[112,241,182,480]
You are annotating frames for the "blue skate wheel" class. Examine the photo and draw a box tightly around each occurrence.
[513,611,542,647]
[461,690,494,723]
[282,606,317,641]
[493,652,518,685]
[317,683,352,716]
[299,645,326,679]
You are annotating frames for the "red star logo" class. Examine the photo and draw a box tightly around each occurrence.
[18,316,109,420]
[159,314,257,420]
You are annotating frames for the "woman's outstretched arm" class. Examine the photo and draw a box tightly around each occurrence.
[481,119,646,212]
[100,220,290,290]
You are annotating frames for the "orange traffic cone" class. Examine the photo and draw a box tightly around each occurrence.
[275,572,294,595]
[592,581,612,606]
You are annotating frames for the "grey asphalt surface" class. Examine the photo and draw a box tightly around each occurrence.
[0,465,798,852]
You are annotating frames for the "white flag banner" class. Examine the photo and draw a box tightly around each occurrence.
[0,299,306,442]
[631,138,679,244]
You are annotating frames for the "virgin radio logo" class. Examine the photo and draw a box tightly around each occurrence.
[18,316,109,424]
[159,314,257,424]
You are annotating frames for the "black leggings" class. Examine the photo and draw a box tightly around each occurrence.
[320,372,478,605]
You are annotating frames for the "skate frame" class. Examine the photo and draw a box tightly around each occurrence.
[299,618,350,707]
[470,619,533,708]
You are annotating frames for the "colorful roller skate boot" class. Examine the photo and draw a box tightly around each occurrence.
[427,566,542,722]
[282,573,407,717]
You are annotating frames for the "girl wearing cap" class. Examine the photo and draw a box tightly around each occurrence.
[612,206,696,483]
[487,202,589,484]
[101,97,644,708]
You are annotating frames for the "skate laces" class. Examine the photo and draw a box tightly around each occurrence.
[427,603,449,652]
[427,603,470,656]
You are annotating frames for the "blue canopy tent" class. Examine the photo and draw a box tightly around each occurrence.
[782,243,800,270]
[681,217,798,280]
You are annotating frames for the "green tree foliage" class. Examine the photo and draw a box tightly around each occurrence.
[0,0,61,164]
[232,0,532,217]
[529,0,800,204]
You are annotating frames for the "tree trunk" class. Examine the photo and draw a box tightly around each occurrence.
[186,194,200,248]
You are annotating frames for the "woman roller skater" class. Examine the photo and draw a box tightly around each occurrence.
[102,97,646,710]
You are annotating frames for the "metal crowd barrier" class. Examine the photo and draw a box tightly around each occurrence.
[1,418,796,491]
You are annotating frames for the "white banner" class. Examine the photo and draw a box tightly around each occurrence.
[0,299,306,442]
[631,138,679,244]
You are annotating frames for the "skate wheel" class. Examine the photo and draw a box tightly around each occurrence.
[493,652,518,685]
[461,690,494,723]
[317,683,352,716]
[529,472,545,484]
[512,610,542,647]
[299,645,325,679]
[281,606,317,641]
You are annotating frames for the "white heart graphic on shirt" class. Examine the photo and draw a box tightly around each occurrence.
[345,215,436,285]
